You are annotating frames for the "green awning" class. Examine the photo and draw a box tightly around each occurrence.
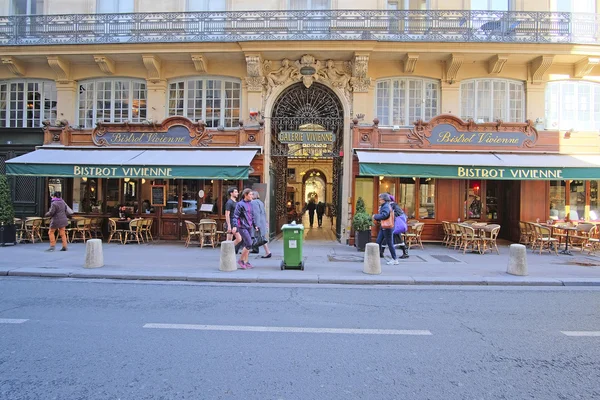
[5,148,257,179]
[357,151,600,180]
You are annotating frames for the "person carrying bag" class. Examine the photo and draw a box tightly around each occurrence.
[373,193,398,265]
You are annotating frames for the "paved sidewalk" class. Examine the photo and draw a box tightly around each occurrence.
[1,238,600,286]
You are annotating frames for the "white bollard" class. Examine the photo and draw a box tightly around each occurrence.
[507,243,528,276]
[363,242,382,275]
[219,240,237,272]
[84,239,104,269]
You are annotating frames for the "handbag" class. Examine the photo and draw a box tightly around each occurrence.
[380,205,395,229]
[253,227,267,247]
[393,214,407,234]
[65,204,75,219]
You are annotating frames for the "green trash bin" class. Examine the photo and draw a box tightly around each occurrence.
[281,223,304,270]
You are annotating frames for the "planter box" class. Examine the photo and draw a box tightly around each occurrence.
[354,230,371,252]
[0,223,17,246]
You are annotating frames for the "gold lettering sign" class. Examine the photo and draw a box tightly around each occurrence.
[278,131,336,144]
[457,167,563,179]
[74,166,173,177]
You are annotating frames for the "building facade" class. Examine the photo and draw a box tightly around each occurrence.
[2,0,600,242]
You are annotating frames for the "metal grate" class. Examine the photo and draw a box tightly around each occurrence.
[0,154,5,174]
[431,255,461,263]
[15,176,35,202]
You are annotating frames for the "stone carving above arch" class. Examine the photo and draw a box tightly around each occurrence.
[263,54,357,109]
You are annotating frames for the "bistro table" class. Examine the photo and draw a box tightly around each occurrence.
[559,225,577,256]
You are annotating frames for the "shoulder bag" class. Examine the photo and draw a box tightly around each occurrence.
[380,205,395,229]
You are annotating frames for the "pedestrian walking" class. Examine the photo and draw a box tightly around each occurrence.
[231,188,258,269]
[389,195,409,259]
[44,191,70,252]
[224,187,242,253]
[306,199,317,227]
[373,193,398,264]
[316,201,325,227]
[250,191,272,258]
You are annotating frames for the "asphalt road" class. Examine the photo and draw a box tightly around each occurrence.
[0,277,599,400]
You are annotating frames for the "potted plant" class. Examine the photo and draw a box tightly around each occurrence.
[352,197,373,252]
[0,174,17,246]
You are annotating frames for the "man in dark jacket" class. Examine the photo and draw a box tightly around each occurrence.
[316,201,326,227]
[306,199,317,228]
[45,191,69,252]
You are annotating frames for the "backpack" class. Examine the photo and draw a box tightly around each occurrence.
[393,213,407,234]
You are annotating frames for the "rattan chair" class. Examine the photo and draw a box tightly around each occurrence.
[21,217,43,243]
[184,220,201,248]
[89,217,104,239]
[480,224,501,255]
[141,218,154,242]
[405,222,425,250]
[123,218,144,244]
[198,221,217,248]
[460,224,482,254]
[570,223,596,252]
[108,218,125,244]
[70,218,92,243]
[532,224,558,255]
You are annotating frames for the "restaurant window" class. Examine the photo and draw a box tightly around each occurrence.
[77,79,147,128]
[139,179,155,214]
[165,179,179,214]
[0,80,57,128]
[460,79,524,123]
[123,178,139,213]
[72,178,101,214]
[591,181,599,221]
[187,0,226,11]
[569,180,586,221]
[181,180,200,215]
[289,0,330,9]
[549,181,566,220]
[355,178,375,214]
[167,78,241,128]
[379,177,396,202]
[398,178,415,219]
[485,181,500,220]
[545,81,600,131]
[464,180,482,219]
[376,78,439,126]
[201,180,217,213]
[96,0,134,12]
[419,178,435,219]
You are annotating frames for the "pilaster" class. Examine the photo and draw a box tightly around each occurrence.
[55,81,77,125]
[526,82,546,125]
[146,80,168,123]
[440,81,460,116]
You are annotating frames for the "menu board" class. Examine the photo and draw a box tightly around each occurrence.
[151,185,166,207]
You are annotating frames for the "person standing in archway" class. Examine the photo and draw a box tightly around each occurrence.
[316,201,326,228]
[306,198,317,228]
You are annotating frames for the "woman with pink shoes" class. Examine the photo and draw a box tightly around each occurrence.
[231,188,259,270]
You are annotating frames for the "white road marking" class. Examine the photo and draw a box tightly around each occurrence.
[0,318,28,324]
[561,331,600,337]
[143,323,431,336]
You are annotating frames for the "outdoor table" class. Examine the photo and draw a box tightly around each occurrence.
[116,220,131,230]
[559,226,577,256]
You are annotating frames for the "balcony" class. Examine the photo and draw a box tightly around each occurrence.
[0,10,597,46]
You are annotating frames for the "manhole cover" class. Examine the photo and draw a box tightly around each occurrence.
[431,255,461,263]
[328,255,364,262]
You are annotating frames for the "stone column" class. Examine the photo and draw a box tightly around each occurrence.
[525,82,546,123]
[55,81,77,125]
[146,80,167,123]
[440,81,460,116]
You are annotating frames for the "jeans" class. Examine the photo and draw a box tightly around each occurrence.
[376,228,397,260]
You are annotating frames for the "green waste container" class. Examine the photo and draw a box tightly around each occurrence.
[281,223,304,270]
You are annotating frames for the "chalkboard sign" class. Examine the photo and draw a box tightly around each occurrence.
[151,185,166,207]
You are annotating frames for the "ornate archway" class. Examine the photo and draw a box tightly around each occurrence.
[270,82,344,237]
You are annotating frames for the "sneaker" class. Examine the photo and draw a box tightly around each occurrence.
[386,259,399,265]
[60,248,67,252]
[245,262,253,269]
[237,260,247,270]
[45,247,55,252]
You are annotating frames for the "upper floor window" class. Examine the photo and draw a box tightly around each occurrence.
[554,0,595,13]
[460,78,524,123]
[470,0,511,11]
[376,78,439,126]
[187,0,226,11]
[289,0,330,10]
[96,0,134,13]
[77,79,147,128]
[168,78,241,128]
[546,81,600,131]
[388,0,429,10]
[10,0,42,15]
[0,80,56,128]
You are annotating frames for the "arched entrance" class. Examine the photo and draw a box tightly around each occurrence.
[269,82,344,239]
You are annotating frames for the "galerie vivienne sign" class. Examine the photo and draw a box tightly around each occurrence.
[278,131,336,144]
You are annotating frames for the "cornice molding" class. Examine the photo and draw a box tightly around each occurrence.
[488,54,508,75]
[142,54,162,83]
[191,54,208,73]
[530,55,553,84]
[93,55,115,75]
[47,56,70,83]
[1,56,24,76]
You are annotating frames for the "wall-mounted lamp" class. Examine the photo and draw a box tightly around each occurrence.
[141,178,146,184]
[124,177,131,183]
[82,177,88,182]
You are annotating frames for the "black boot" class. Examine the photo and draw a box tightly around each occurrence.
[399,243,409,259]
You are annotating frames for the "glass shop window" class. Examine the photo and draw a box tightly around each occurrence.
[398,178,415,219]
[200,179,217,214]
[139,179,155,214]
[122,178,139,213]
[181,180,199,215]
[569,180,586,221]
[549,181,566,220]
[164,179,179,214]
[419,178,435,219]
[220,179,238,215]
[591,181,600,221]
[464,180,482,219]
[355,177,375,214]
[485,181,500,220]
[379,177,396,202]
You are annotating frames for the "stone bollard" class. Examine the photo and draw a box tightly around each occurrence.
[219,240,237,272]
[363,242,381,275]
[84,239,104,269]
[507,243,528,276]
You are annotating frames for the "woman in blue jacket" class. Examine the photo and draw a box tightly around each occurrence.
[373,193,398,265]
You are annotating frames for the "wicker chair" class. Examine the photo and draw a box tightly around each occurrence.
[21,217,43,243]
[141,218,154,242]
[184,220,201,248]
[198,221,217,248]
[460,224,482,254]
[70,218,92,243]
[89,217,104,239]
[108,218,125,244]
[405,222,424,250]
[480,224,501,255]
[570,223,596,252]
[123,218,144,244]
[532,224,558,255]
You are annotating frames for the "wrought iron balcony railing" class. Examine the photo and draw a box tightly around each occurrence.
[0,10,598,46]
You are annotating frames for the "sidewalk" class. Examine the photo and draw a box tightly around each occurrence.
[1,238,600,286]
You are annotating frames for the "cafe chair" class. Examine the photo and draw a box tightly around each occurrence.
[570,223,596,252]
[460,224,482,254]
[480,224,501,255]
[70,218,92,243]
[518,221,531,246]
[89,217,104,239]
[141,218,154,242]
[198,220,217,248]
[21,217,43,243]
[108,218,125,244]
[532,224,558,255]
[123,218,144,244]
[585,227,600,255]
[441,221,451,246]
[40,217,52,240]
[184,220,201,248]
[405,222,425,250]
[447,223,463,250]
[13,218,24,243]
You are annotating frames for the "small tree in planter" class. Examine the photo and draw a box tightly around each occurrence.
[352,197,372,252]
[0,174,17,246]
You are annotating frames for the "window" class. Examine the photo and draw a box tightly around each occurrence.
[168,78,241,128]
[77,79,147,128]
[187,0,226,11]
[398,178,415,219]
[355,178,375,215]
[419,178,435,219]
[460,79,524,123]
[545,81,600,131]
[591,181,599,221]
[289,0,329,10]
[96,0,134,13]
[549,181,566,220]
[470,0,510,10]
[376,78,439,126]
[569,180,586,221]
[10,0,42,15]
[554,0,595,13]
[388,0,429,9]
[0,80,56,128]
